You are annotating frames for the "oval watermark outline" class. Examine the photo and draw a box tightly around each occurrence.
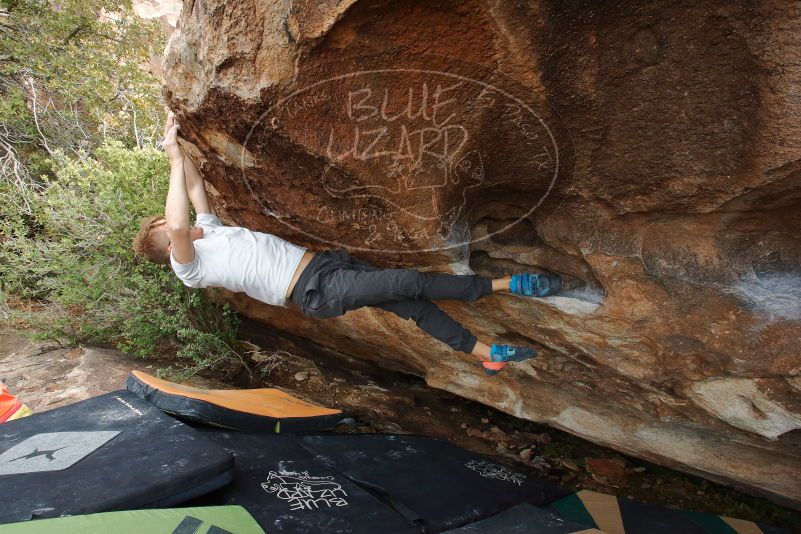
[240,68,560,254]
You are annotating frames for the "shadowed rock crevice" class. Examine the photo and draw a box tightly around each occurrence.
[469,214,606,306]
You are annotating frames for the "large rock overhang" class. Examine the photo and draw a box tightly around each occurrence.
[163,0,801,508]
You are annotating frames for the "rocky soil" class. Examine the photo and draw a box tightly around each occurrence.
[0,328,225,411]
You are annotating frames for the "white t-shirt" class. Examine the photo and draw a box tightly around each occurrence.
[170,213,307,307]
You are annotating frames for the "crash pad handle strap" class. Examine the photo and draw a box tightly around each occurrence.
[346,476,424,525]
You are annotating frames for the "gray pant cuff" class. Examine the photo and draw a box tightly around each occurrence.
[462,334,479,354]
[480,276,493,296]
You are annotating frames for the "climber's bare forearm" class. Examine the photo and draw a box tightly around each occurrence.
[165,158,196,264]
[165,158,190,231]
[184,154,216,216]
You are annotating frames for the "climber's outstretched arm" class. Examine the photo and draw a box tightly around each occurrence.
[162,113,194,264]
[183,153,217,216]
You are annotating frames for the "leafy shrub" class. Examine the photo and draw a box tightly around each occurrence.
[0,0,163,171]
[0,142,240,374]
[0,0,241,376]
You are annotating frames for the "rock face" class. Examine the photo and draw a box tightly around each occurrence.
[163,0,801,508]
[0,329,227,411]
[0,330,143,412]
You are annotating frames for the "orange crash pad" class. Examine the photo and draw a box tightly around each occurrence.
[126,371,342,432]
[0,382,31,423]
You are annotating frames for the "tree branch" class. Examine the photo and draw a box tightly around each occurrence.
[63,24,85,44]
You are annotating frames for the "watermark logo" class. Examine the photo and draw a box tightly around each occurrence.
[261,470,349,511]
[242,64,560,254]
[465,459,526,486]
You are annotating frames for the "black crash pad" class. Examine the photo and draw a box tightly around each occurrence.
[297,434,570,533]
[188,430,422,534]
[0,391,234,524]
[441,503,596,533]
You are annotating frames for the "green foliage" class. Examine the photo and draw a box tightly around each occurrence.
[0,143,241,374]
[0,0,163,189]
[0,0,241,374]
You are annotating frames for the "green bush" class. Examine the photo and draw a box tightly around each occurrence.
[0,0,163,165]
[0,0,241,376]
[0,142,240,375]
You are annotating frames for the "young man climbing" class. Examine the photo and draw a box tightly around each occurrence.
[133,113,562,375]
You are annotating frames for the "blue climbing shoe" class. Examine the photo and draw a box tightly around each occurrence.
[509,273,562,297]
[490,344,537,362]
[482,344,538,376]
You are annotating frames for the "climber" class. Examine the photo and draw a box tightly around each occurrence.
[133,113,562,375]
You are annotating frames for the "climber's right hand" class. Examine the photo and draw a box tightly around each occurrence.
[162,111,184,163]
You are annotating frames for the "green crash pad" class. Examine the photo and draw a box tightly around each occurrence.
[0,506,264,534]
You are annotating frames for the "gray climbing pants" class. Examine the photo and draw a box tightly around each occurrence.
[290,249,493,354]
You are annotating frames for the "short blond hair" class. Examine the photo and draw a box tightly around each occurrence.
[133,215,170,265]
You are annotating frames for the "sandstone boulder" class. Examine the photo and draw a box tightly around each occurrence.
[163,0,801,508]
